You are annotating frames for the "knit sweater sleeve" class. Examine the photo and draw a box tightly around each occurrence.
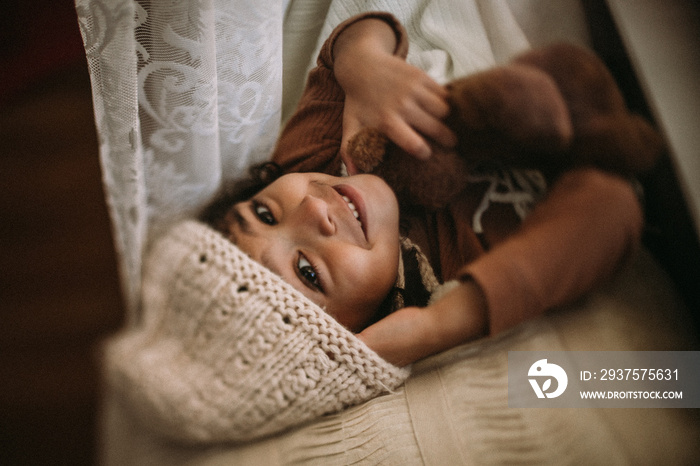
[271,12,408,174]
[458,168,643,335]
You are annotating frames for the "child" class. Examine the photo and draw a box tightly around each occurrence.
[206,170,404,333]
[106,11,644,444]
[205,12,644,366]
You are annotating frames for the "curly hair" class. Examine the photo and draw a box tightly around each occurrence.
[199,162,283,234]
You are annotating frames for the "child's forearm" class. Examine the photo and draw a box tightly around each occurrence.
[416,280,489,359]
[358,280,488,367]
[332,18,399,94]
[462,168,643,335]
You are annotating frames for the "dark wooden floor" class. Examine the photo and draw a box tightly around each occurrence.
[0,3,125,465]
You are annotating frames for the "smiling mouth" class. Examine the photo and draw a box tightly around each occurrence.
[333,184,367,241]
[341,195,361,226]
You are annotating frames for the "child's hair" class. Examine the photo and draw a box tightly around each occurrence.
[199,161,284,232]
[199,162,438,329]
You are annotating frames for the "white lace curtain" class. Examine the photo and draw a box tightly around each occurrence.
[75,0,290,321]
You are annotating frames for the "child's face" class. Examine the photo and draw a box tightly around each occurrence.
[224,172,401,331]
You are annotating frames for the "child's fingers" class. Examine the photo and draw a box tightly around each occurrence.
[384,119,432,160]
[407,105,457,149]
[388,76,455,152]
[384,105,455,159]
[424,73,449,98]
[413,84,456,148]
[417,83,451,119]
[430,121,458,149]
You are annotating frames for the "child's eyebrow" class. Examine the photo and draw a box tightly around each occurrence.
[230,204,284,279]
[231,204,253,236]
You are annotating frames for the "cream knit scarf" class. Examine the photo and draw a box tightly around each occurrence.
[104,221,410,444]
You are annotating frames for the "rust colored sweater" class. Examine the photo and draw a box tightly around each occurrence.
[272,13,643,335]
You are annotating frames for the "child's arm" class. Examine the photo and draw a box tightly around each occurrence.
[358,279,488,367]
[463,168,643,334]
[360,168,643,366]
[272,12,454,174]
[332,19,455,171]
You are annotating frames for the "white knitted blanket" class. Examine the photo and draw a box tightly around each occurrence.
[104,250,700,465]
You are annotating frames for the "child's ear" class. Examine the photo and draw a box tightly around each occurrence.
[347,128,390,173]
[446,64,573,153]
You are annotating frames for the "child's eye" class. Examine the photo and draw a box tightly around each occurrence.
[253,201,276,225]
[297,254,323,292]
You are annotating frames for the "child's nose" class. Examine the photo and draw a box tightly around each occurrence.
[300,195,335,236]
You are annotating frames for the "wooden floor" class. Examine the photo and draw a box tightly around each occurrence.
[1,3,124,464]
[0,63,124,465]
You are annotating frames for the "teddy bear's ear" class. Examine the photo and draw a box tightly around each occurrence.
[514,43,664,175]
[446,65,573,156]
[346,128,390,173]
[574,114,664,175]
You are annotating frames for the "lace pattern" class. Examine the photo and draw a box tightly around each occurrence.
[105,221,410,443]
[76,0,285,319]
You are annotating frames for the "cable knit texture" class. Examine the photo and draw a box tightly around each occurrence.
[104,220,410,444]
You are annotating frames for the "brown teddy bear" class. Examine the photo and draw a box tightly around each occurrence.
[347,43,664,209]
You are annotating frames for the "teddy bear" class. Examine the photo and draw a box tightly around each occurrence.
[346,43,664,209]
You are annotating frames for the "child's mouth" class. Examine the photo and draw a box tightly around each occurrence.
[333,184,368,242]
[341,194,361,225]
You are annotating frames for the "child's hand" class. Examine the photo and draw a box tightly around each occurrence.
[332,19,456,174]
[357,281,489,367]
